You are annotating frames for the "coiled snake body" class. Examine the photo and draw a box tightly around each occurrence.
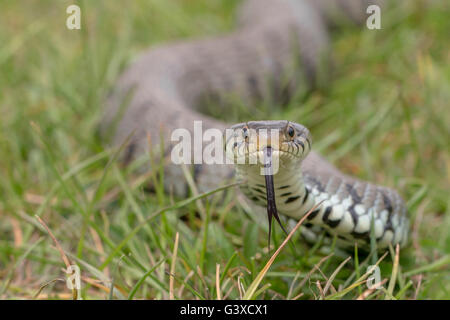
[102,0,409,249]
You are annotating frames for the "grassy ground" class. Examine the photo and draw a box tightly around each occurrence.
[0,0,449,300]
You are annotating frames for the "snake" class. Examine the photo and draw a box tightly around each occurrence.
[101,0,409,250]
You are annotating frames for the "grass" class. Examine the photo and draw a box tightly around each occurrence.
[0,0,449,300]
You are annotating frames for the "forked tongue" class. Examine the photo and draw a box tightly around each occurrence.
[264,146,288,249]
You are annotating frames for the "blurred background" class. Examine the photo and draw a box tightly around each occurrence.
[0,0,448,299]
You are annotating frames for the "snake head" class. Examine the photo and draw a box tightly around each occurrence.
[224,120,312,169]
[224,120,312,249]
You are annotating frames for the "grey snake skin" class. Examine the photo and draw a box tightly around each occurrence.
[101,0,409,249]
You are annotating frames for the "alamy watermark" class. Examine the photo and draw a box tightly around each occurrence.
[170,121,281,174]
[65,265,81,290]
[366,265,383,289]
[66,5,81,30]
[66,4,380,30]
[64,265,82,299]
[366,5,381,30]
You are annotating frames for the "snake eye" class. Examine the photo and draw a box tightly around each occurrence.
[287,126,295,138]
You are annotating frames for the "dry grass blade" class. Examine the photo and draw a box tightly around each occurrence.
[169,232,179,300]
[413,274,423,300]
[35,215,71,268]
[81,276,112,294]
[35,215,78,300]
[178,270,195,297]
[216,264,222,300]
[223,280,235,300]
[356,278,388,300]
[323,256,351,296]
[286,271,301,299]
[316,280,325,299]
[33,278,65,299]
[292,292,304,300]
[316,267,337,294]
[242,201,322,300]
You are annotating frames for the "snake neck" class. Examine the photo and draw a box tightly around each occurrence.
[236,162,316,220]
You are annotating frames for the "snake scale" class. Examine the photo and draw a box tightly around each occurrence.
[101,0,409,250]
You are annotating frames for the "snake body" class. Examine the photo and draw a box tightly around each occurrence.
[101,0,409,249]
[226,121,408,249]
